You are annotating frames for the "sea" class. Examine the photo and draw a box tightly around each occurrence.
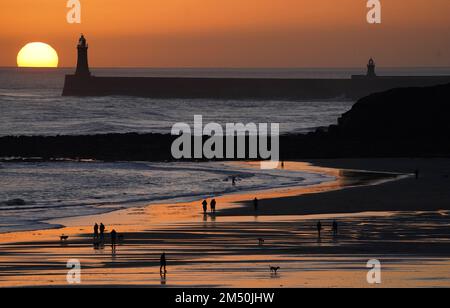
[1,67,449,233]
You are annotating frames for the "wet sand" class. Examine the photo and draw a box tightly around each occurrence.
[1,159,450,288]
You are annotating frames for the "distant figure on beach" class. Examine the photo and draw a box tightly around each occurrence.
[317,221,322,238]
[111,229,117,250]
[415,169,420,180]
[94,223,99,239]
[100,223,105,240]
[332,220,338,236]
[258,238,264,246]
[202,199,208,214]
[232,176,237,186]
[281,161,285,169]
[160,252,167,274]
[253,197,259,211]
[211,199,217,213]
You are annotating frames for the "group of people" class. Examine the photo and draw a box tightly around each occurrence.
[202,197,260,215]
[202,198,217,214]
[93,223,118,250]
[92,222,167,274]
[316,220,339,238]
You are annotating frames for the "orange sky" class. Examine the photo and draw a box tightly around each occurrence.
[1,0,449,67]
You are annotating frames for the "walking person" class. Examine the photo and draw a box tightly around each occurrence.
[332,220,338,236]
[94,223,99,239]
[100,223,105,241]
[253,197,259,211]
[317,221,322,238]
[202,199,208,214]
[110,229,117,251]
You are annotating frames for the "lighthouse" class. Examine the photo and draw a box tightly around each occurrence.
[366,58,376,78]
[75,34,91,77]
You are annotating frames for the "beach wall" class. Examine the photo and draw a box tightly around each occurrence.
[62,75,450,100]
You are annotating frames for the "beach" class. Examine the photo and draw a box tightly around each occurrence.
[1,159,450,288]
[2,0,450,292]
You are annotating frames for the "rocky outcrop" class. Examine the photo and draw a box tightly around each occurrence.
[336,83,450,139]
[281,83,450,158]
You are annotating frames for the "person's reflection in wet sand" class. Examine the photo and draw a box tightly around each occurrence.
[160,272,167,285]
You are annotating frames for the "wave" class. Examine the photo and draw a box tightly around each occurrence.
[0,161,333,233]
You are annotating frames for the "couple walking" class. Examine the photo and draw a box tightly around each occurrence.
[202,198,217,214]
[316,220,339,238]
[94,223,105,239]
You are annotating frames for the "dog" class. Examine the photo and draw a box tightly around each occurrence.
[269,266,280,274]
[258,238,265,246]
[60,235,69,242]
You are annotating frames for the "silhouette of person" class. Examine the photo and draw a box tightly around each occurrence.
[202,199,208,214]
[253,197,259,211]
[232,176,236,186]
[100,223,105,240]
[281,161,285,169]
[160,252,167,274]
[94,223,99,239]
[111,229,117,251]
[332,220,338,236]
[415,169,420,180]
[211,199,217,213]
[317,221,322,238]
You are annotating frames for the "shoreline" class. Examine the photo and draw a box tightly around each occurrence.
[1,158,450,287]
[45,161,400,232]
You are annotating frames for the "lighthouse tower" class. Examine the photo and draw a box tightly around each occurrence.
[75,34,91,77]
[366,58,376,78]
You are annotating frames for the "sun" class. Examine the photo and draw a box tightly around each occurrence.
[17,42,59,68]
